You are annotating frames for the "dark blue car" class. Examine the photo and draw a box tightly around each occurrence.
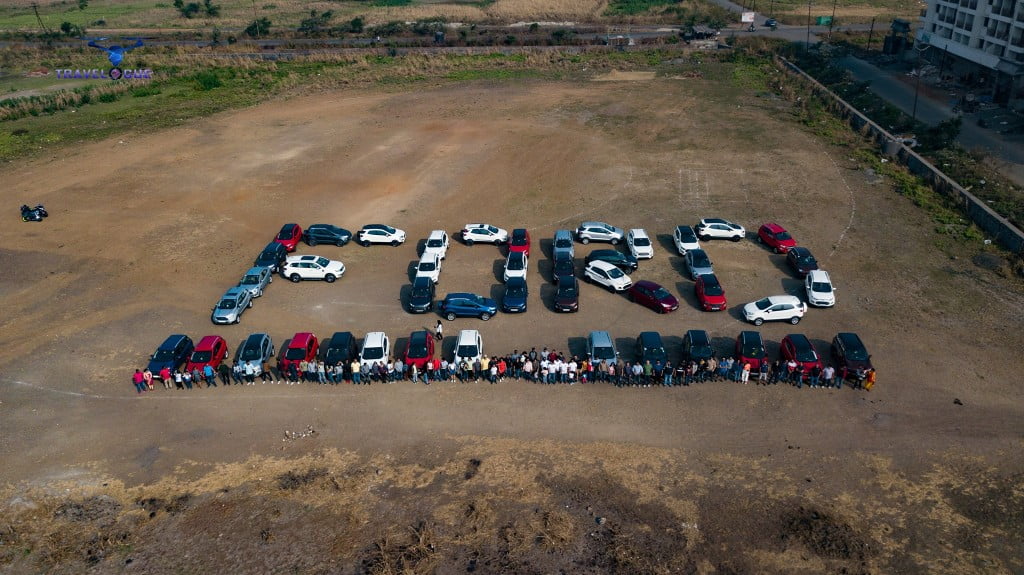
[439,292,498,321]
[502,277,528,313]
[146,334,194,377]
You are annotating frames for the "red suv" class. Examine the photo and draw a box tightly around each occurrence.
[403,330,435,369]
[508,228,531,256]
[279,332,319,372]
[780,334,823,376]
[274,223,303,252]
[734,331,767,371]
[185,335,228,372]
[757,223,797,254]
[694,273,727,311]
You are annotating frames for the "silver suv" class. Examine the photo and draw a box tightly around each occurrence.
[553,229,575,259]
[575,221,625,245]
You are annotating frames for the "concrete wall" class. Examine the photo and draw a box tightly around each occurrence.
[779,57,1024,254]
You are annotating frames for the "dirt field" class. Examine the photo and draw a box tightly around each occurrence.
[1,71,1023,574]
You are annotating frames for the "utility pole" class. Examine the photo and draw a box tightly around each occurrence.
[251,0,259,39]
[827,0,838,42]
[866,17,875,52]
[912,43,930,121]
[805,0,812,51]
[770,0,775,17]
[30,2,53,36]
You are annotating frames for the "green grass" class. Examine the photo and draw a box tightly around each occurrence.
[444,68,539,81]
[0,2,153,29]
[604,0,679,16]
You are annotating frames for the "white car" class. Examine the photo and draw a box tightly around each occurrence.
[423,230,449,259]
[626,228,654,259]
[461,223,508,245]
[454,329,483,365]
[503,251,528,282]
[673,225,701,254]
[805,270,836,308]
[696,218,746,242]
[280,255,346,283]
[415,253,442,284]
[742,295,807,326]
[359,331,390,369]
[358,224,406,246]
[583,260,632,292]
[575,221,625,245]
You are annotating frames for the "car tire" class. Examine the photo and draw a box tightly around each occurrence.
[465,239,474,246]
[731,236,742,242]
[611,238,619,245]
[753,318,764,326]
[446,312,457,321]
[308,238,317,247]
[268,275,273,283]
[256,290,263,298]
[774,246,783,254]
[337,240,345,247]
[699,235,711,242]
[789,316,801,324]
[391,240,399,247]
[480,313,491,321]
[756,236,762,243]
[290,274,302,283]
[247,299,253,308]
[325,274,336,283]
[581,237,590,245]
[360,240,369,247]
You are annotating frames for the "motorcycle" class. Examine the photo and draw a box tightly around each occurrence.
[748,24,756,32]
[21,204,48,222]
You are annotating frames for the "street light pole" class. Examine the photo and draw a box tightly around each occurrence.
[912,43,930,121]
[770,0,775,17]
[805,0,812,51]
[827,0,837,42]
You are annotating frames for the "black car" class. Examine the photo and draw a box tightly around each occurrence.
[322,331,358,367]
[681,329,714,362]
[786,247,819,277]
[552,255,576,284]
[304,224,352,247]
[636,331,667,364]
[408,276,435,313]
[254,241,288,273]
[146,334,194,377]
[831,332,873,376]
[502,277,528,313]
[554,276,579,312]
[585,249,638,272]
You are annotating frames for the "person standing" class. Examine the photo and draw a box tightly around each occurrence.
[132,369,146,394]
[317,361,327,384]
[740,361,751,385]
[203,364,217,387]
[191,366,202,389]
[173,369,184,390]
[218,362,231,386]
[823,364,835,389]
[160,366,173,389]
[758,361,769,384]
[809,365,822,388]
[244,362,255,385]
[260,361,273,384]
[864,368,877,391]
[435,320,444,341]
[141,368,154,391]
[182,369,193,390]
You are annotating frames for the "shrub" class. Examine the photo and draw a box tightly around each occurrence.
[194,70,221,90]
[203,0,220,17]
[299,10,333,36]
[245,17,272,37]
[97,92,119,103]
[349,17,364,33]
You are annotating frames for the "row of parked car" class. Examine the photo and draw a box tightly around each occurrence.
[144,329,873,382]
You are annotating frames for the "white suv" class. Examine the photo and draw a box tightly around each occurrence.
[575,221,625,245]
[503,251,528,282]
[415,253,442,284]
[359,331,390,369]
[454,329,483,365]
[584,260,632,292]
[626,228,654,259]
[280,255,346,283]
[805,270,836,307]
[673,225,700,254]
[696,218,746,242]
[461,223,508,245]
[742,295,807,325]
[423,230,449,259]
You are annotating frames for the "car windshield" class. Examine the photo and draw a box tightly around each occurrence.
[741,341,764,358]
[217,299,236,310]
[420,262,436,272]
[242,274,261,284]
[653,287,672,299]
[190,351,212,363]
[285,347,307,360]
[593,346,615,360]
[363,347,384,360]
[325,348,345,362]
[512,234,527,245]
[754,298,773,311]
[776,232,792,240]
[508,257,524,270]
[427,239,443,247]
[845,343,868,361]
[507,286,526,297]
[152,349,176,361]
[485,225,498,233]
[606,267,624,279]
[316,257,330,267]
[634,237,651,246]
[558,284,577,297]
[811,281,831,293]
[407,344,428,358]
[796,253,817,266]
[277,228,294,240]
[458,345,478,358]
[703,281,723,296]
[555,238,572,248]
[645,347,667,362]
[379,225,395,234]
[794,344,816,362]
[241,346,261,360]
[692,253,710,267]
[690,344,713,358]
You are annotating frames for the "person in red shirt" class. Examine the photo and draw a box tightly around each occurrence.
[132,369,146,394]
[159,367,172,389]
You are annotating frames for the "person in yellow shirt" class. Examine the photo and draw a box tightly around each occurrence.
[864,368,877,391]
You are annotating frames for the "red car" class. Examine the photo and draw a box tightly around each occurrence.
[757,223,797,254]
[627,280,679,314]
[279,332,319,372]
[274,223,303,252]
[403,329,435,369]
[780,334,823,377]
[185,335,228,373]
[508,228,531,256]
[694,273,727,311]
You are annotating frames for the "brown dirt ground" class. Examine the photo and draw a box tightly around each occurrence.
[1,75,1023,574]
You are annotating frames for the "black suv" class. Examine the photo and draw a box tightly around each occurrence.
[322,331,358,367]
[254,241,288,273]
[554,276,579,312]
[304,224,352,247]
[636,331,667,364]
[831,332,873,375]
[552,255,576,284]
[407,276,435,313]
[681,329,714,362]
[146,334,194,376]
[585,249,638,272]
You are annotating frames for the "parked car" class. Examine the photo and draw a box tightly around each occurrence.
[211,287,253,324]
[304,224,352,247]
[403,330,435,369]
[454,329,483,365]
[626,228,654,259]
[628,280,679,313]
[502,277,528,313]
[694,273,727,311]
[358,224,406,246]
[321,332,357,367]
[786,246,819,277]
[585,249,638,272]
[279,332,319,373]
[423,230,450,259]
[407,276,436,313]
[359,331,390,369]
[764,17,778,28]
[415,252,442,284]
[254,241,288,273]
[274,223,303,252]
[508,228,531,256]
[681,330,714,363]
[696,218,745,241]
[683,248,714,280]
[554,276,579,312]
[587,331,617,365]
[805,270,836,307]
[734,331,768,371]
[461,223,508,245]
[186,335,228,373]
[831,332,873,377]
[146,334,194,377]
[757,223,797,253]
[742,295,807,325]
[636,331,668,364]
[439,293,498,321]
[583,260,632,292]
[552,255,576,284]
[673,225,701,254]
[236,333,274,371]
[576,221,625,245]
[238,266,273,298]
[780,334,824,375]
[281,255,346,283]
[552,229,575,259]
[503,251,528,282]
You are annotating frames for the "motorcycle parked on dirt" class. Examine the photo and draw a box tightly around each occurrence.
[21,204,48,222]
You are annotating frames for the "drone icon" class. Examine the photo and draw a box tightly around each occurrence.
[86,38,144,67]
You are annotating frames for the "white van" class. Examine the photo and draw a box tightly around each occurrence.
[454,330,483,365]
[415,252,442,284]
[359,331,390,369]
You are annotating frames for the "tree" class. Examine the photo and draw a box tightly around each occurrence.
[919,117,962,151]
[245,17,271,37]
[203,0,220,17]
[77,0,88,10]
[299,10,333,36]
[60,21,84,37]
[349,16,364,33]
[173,0,200,18]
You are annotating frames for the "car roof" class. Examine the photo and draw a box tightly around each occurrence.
[588,260,618,272]
[409,330,429,344]
[784,333,812,347]
[835,332,864,347]
[789,246,813,256]
[412,275,433,286]
[512,228,527,237]
[689,248,709,257]
[280,223,299,231]
[195,335,223,349]
[699,273,720,285]
[465,223,493,229]
[685,329,710,344]
[760,222,785,232]
[362,224,392,231]
[245,333,268,345]
[581,221,612,227]
[329,331,353,343]
[506,276,527,287]
[223,287,245,297]
[419,252,438,262]
[638,331,663,344]
[261,241,285,252]
[445,292,478,299]
[701,218,728,224]
[507,251,525,260]
[290,332,315,346]
[159,334,190,348]
[308,223,339,230]
[629,228,649,237]
[768,295,802,304]
[554,229,572,236]
[427,229,446,238]
[589,330,613,344]
[363,331,387,345]
[457,329,480,339]
[287,254,320,262]
[676,225,696,235]
[633,280,661,289]
[739,330,762,342]
[243,266,267,275]
[807,270,830,281]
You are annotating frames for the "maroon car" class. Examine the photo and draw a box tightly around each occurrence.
[627,280,679,314]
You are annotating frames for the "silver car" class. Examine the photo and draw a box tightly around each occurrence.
[575,221,625,245]
[238,266,273,298]
[211,287,253,324]
[552,229,575,260]
[684,249,714,280]
[236,333,274,371]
